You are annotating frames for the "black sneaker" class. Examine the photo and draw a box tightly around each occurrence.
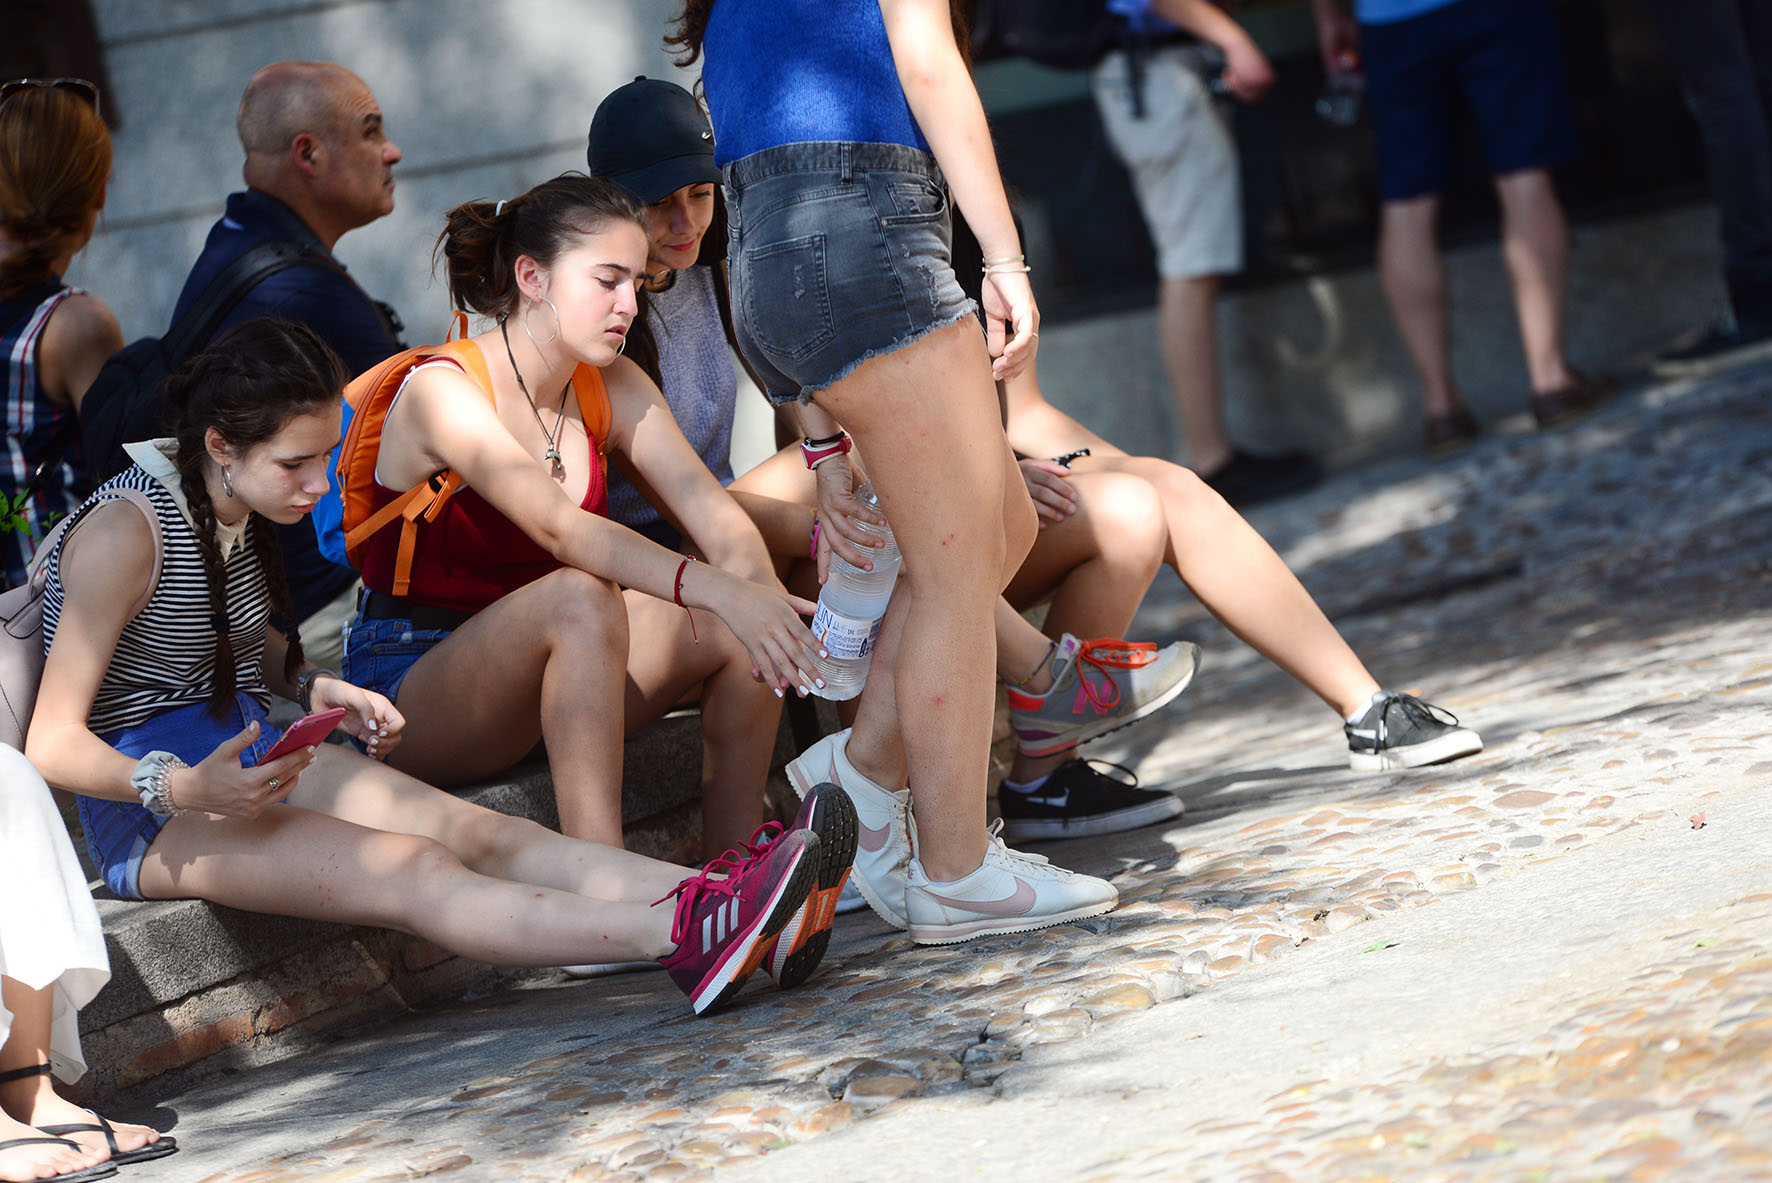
[997,758,1183,841]
[1201,450,1324,508]
[1651,321,1772,379]
[1345,692,1483,771]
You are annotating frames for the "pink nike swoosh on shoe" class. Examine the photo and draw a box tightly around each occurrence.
[919,877,1037,917]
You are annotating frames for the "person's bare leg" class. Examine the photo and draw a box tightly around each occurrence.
[287,745,689,905]
[1158,274,1233,473]
[619,590,785,859]
[0,978,134,1174]
[140,808,679,966]
[1070,453,1381,717]
[1495,168,1577,394]
[1002,471,1168,781]
[814,322,1036,881]
[380,567,629,843]
[1379,195,1465,418]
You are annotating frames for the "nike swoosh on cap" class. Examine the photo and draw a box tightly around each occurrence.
[921,876,1037,917]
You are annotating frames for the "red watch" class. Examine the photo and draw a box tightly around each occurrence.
[801,433,853,470]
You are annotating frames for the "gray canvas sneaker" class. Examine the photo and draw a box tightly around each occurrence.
[1008,635,1201,757]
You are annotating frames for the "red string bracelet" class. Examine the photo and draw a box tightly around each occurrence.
[674,555,698,643]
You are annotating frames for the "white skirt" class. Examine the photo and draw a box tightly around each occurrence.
[0,744,109,1082]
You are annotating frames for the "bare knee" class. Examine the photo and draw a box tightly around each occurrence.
[537,567,628,648]
[378,833,471,924]
[453,810,552,869]
[1080,474,1166,569]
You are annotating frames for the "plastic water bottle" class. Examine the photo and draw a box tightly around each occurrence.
[810,484,901,700]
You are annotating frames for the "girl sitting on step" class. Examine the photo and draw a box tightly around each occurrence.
[339,174,821,859]
[24,316,839,1017]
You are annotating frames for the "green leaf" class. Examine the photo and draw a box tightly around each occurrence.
[1694,938,1718,948]
[1361,939,1400,953]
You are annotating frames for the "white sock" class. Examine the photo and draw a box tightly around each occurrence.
[1346,690,1389,725]
[1001,772,1053,796]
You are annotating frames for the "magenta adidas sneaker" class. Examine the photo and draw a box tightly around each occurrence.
[747,782,860,988]
[656,829,818,1015]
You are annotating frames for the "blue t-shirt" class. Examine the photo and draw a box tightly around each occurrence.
[172,189,403,619]
[1356,0,1462,25]
[702,0,929,165]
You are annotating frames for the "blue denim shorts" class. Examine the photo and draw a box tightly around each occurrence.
[723,142,980,406]
[1362,0,1576,200]
[80,693,281,900]
[342,614,453,706]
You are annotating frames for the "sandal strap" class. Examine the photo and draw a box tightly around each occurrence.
[37,1120,118,1155]
[0,1062,52,1085]
[0,1135,79,1152]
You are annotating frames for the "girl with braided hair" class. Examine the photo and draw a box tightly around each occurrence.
[0,77,124,587]
[24,316,839,1017]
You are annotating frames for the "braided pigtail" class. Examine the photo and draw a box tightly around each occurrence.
[250,514,304,681]
[164,317,348,716]
[173,443,240,718]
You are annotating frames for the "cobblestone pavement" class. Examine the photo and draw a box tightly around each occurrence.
[131,366,1771,1183]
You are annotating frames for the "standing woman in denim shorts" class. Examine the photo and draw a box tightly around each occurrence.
[670,0,1120,942]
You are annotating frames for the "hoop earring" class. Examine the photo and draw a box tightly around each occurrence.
[522,296,561,348]
[222,466,235,498]
[616,335,626,357]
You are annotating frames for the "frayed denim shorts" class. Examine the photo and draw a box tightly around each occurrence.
[723,142,980,406]
[79,693,280,900]
[342,614,453,709]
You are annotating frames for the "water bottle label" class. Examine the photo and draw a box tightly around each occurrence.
[811,602,882,660]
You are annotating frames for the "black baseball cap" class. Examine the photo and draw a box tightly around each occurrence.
[587,76,721,205]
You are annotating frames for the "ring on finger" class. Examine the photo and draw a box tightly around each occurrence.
[267,776,281,792]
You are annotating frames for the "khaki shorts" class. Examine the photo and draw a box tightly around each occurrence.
[1092,47,1243,280]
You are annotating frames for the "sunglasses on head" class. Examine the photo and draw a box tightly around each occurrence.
[1,77,102,116]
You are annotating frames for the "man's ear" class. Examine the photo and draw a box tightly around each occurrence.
[290,132,324,179]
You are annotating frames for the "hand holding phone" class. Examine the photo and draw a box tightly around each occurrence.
[261,707,347,763]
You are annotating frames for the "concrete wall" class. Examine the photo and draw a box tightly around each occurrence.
[68,2,1730,473]
[75,0,693,343]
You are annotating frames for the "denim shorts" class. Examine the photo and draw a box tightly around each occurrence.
[342,614,454,707]
[723,142,980,406]
[80,693,280,900]
[1361,0,1576,200]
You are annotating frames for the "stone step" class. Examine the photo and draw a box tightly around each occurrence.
[73,702,830,1100]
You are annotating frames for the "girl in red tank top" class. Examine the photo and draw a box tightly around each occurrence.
[342,175,821,858]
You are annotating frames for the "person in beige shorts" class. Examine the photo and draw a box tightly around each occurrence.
[1091,1,1321,506]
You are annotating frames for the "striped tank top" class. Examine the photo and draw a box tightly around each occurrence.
[44,465,272,734]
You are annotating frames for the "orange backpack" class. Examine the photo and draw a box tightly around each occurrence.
[336,321,611,597]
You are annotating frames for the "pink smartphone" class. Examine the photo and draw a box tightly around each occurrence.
[261,707,347,763]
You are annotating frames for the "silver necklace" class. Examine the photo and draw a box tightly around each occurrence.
[500,318,569,480]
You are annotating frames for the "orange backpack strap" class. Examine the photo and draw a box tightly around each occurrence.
[338,337,497,597]
[569,364,612,453]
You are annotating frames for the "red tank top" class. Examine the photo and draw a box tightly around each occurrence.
[359,350,611,615]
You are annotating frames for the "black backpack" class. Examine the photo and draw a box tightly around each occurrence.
[77,240,342,484]
[970,0,1123,70]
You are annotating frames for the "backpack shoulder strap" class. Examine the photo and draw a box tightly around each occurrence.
[164,240,340,363]
[568,364,612,450]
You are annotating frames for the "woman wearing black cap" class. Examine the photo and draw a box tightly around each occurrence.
[667,0,1123,945]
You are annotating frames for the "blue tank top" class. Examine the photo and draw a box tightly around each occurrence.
[702,0,930,166]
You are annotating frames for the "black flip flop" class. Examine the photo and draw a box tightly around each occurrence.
[35,1118,176,1168]
[0,1135,118,1182]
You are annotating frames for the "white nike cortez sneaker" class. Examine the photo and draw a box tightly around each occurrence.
[905,824,1119,944]
[785,728,913,930]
